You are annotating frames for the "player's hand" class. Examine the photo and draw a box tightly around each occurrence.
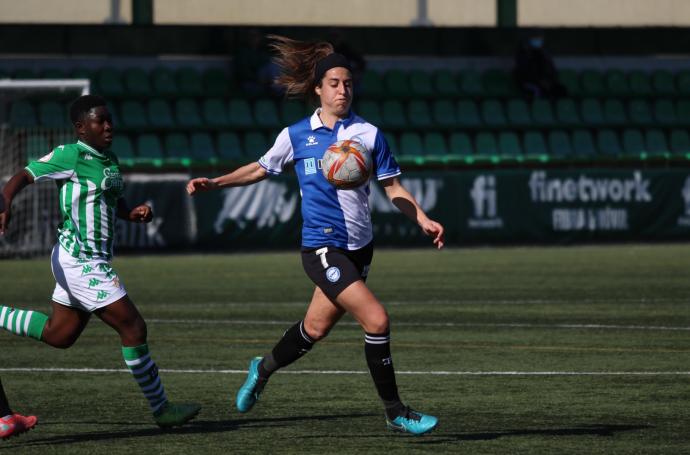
[0,197,10,235]
[129,204,153,223]
[420,219,445,249]
[186,177,218,195]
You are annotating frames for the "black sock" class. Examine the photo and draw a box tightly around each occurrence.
[0,379,12,416]
[364,331,404,419]
[259,320,315,379]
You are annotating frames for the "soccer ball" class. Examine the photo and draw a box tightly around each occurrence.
[321,140,372,189]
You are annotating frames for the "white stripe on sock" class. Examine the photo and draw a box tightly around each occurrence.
[14,310,24,335]
[6,311,16,335]
[125,354,151,367]
[23,311,33,336]
[0,307,7,327]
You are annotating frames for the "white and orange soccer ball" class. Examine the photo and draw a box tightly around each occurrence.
[321,140,372,189]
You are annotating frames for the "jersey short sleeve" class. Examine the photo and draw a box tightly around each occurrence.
[25,145,77,182]
[258,128,294,175]
[372,130,401,181]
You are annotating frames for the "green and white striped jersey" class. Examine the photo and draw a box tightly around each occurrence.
[25,140,124,259]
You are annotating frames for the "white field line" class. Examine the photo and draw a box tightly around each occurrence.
[146,318,690,332]
[2,367,690,376]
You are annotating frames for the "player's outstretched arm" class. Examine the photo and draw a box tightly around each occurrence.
[381,177,445,249]
[186,162,268,195]
[116,198,153,223]
[0,170,34,235]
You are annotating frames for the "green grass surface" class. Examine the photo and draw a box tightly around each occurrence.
[1,244,689,453]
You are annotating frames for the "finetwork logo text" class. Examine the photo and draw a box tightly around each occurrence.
[528,171,652,203]
[468,175,503,229]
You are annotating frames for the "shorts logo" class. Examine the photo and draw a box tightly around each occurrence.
[304,157,317,175]
[326,266,341,283]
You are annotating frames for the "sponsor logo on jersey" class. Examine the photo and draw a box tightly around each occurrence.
[306,135,319,147]
[304,157,317,175]
[101,168,124,194]
[326,266,341,283]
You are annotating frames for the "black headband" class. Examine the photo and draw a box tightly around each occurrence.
[314,53,352,81]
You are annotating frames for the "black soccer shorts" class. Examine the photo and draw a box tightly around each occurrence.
[301,242,374,300]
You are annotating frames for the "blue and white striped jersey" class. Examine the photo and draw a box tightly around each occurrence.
[258,109,401,250]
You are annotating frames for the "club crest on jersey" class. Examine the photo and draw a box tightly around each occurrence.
[304,157,317,175]
[306,135,319,147]
[326,266,341,283]
[101,168,124,193]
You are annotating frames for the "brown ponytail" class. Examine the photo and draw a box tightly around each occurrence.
[268,34,334,102]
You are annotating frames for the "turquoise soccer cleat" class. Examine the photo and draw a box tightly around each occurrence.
[236,357,265,413]
[153,402,201,428]
[385,407,438,435]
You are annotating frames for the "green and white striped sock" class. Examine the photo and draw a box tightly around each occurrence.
[122,344,168,413]
[0,306,48,340]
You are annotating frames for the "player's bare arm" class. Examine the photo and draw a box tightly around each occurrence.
[186,162,268,195]
[381,177,445,249]
[0,170,34,235]
[116,198,153,223]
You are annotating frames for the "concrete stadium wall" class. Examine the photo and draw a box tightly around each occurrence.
[0,0,132,24]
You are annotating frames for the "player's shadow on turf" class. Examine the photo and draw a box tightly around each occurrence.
[4,413,377,448]
[412,424,651,444]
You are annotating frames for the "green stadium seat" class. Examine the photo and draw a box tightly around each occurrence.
[603,99,627,125]
[26,134,51,160]
[190,132,216,161]
[228,99,254,128]
[423,132,448,155]
[677,71,690,96]
[628,99,653,126]
[148,99,175,127]
[407,100,433,128]
[203,68,229,96]
[652,70,676,96]
[621,129,645,156]
[571,130,597,156]
[506,98,531,126]
[119,100,148,128]
[645,129,669,154]
[37,101,67,128]
[596,129,622,156]
[459,71,482,96]
[556,98,580,125]
[482,69,517,97]
[254,99,281,128]
[580,70,605,97]
[164,132,190,159]
[96,68,124,97]
[136,133,164,160]
[547,130,573,157]
[628,71,652,96]
[217,132,243,160]
[282,100,308,124]
[605,70,629,97]
[176,67,203,97]
[653,99,676,126]
[174,98,202,128]
[675,99,690,125]
[244,131,268,156]
[408,70,434,97]
[399,132,423,155]
[457,100,481,127]
[432,70,460,97]
[123,68,150,96]
[481,99,507,126]
[531,99,555,126]
[670,129,690,154]
[431,100,458,128]
[580,98,604,125]
[384,70,409,98]
[497,132,523,156]
[357,100,384,126]
[382,100,406,128]
[523,131,548,156]
[112,135,135,159]
[202,98,230,127]
[151,68,177,96]
[558,69,580,96]
[448,132,473,156]
[384,132,398,154]
[475,132,498,156]
[360,70,384,98]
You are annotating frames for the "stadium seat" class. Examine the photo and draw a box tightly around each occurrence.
[596,129,622,156]
[217,132,243,160]
[571,129,597,156]
[556,98,581,125]
[96,68,124,97]
[481,99,507,126]
[603,98,627,125]
[475,132,498,156]
[38,101,68,128]
[407,100,433,128]
[431,100,458,128]
[112,135,135,159]
[652,70,676,96]
[423,132,448,155]
[384,132,398,154]
[147,99,175,128]
[645,129,669,154]
[190,132,216,161]
[457,100,481,127]
[360,70,384,98]
[621,129,645,156]
[13,69,38,79]
[120,100,148,128]
[506,98,531,127]
[628,71,652,96]
[254,99,281,128]
[432,69,460,97]
[558,69,580,96]
[164,132,190,159]
[670,129,690,154]
[151,68,178,96]
[677,71,690,96]
[382,100,406,128]
[203,68,229,96]
[523,131,548,156]
[123,68,150,96]
[228,99,254,128]
[176,67,203,96]
[482,69,517,97]
[136,133,164,160]
[41,69,67,79]
[26,134,51,160]
[459,71,483,96]
[675,99,690,125]
[384,70,409,98]
[605,70,629,97]
[653,99,676,126]
[281,100,308,125]
[580,70,606,97]
[547,130,573,157]
[202,98,230,127]
[448,132,473,156]
[175,98,203,128]
[400,132,423,155]
[357,100,384,126]
[628,99,653,126]
[244,131,268,156]
[497,132,523,156]
[408,70,434,98]
[530,99,555,126]
[581,98,604,125]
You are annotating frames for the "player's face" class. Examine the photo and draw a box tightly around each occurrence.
[316,67,353,118]
[77,106,113,151]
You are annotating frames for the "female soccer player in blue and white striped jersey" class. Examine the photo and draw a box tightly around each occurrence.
[187,35,445,435]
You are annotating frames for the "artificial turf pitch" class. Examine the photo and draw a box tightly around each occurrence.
[1,244,689,453]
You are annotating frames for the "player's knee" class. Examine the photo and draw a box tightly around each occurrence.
[302,320,329,342]
[364,312,389,334]
[122,317,147,345]
[44,332,79,349]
